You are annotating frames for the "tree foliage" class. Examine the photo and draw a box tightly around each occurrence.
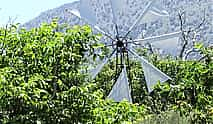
[0,21,212,123]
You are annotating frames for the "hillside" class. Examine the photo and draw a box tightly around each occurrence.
[22,0,213,55]
[22,1,81,29]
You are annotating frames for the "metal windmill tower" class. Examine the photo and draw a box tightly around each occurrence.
[67,0,182,103]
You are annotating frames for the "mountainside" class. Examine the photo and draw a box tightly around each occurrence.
[22,0,213,52]
[22,1,81,29]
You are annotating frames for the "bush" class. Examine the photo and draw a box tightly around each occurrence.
[0,21,212,123]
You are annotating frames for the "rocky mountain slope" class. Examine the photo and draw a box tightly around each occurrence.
[22,0,213,55]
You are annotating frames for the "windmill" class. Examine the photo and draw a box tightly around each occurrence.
[66,0,182,103]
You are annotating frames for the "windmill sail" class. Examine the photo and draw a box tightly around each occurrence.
[140,0,169,23]
[141,59,171,92]
[133,31,181,44]
[151,0,169,16]
[142,5,169,23]
[90,50,116,80]
[151,7,168,17]
[109,0,169,30]
[151,35,180,56]
[110,0,157,35]
[124,0,156,37]
[108,67,132,103]
[133,31,181,55]
[67,9,114,41]
[128,49,171,92]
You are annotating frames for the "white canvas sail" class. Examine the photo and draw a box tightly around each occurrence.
[133,31,181,56]
[109,0,168,24]
[90,50,116,80]
[124,0,156,37]
[128,49,171,92]
[141,59,171,92]
[142,7,169,23]
[140,0,169,23]
[108,67,132,103]
[67,9,114,41]
[133,31,181,44]
[151,36,180,56]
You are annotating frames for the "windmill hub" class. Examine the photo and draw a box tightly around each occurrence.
[116,39,124,48]
[116,36,128,48]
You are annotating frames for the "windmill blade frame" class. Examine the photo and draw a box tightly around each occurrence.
[108,65,132,103]
[132,31,181,44]
[109,0,126,24]
[109,0,126,36]
[90,49,116,80]
[127,48,171,92]
[150,6,169,16]
[66,9,115,41]
[123,0,156,39]
[109,0,120,25]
